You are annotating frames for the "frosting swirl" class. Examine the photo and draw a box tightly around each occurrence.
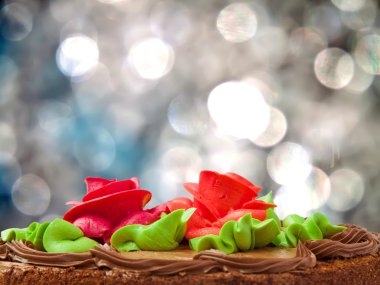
[92,245,221,275]
[2,241,316,275]
[0,241,8,260]
[305,224,380,259]
[7,241,96,268]
[193,241,316,273]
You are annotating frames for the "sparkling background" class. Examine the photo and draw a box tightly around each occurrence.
[0,0,380,231]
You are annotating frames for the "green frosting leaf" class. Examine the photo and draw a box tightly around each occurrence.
[1,228,27,242]
[189,214,281,254]
[42,219,98,253]
[272,212,347,247]
[111,208,196,252]
[1,221,51,251]
[258,191,281,227]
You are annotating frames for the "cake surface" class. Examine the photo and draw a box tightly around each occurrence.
[0,225,379,285]
[0,251,379,285]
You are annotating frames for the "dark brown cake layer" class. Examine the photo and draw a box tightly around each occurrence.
[1,252,379,285]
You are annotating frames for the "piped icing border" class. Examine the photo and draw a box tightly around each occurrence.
[0,225,378,276]
[305,224,380,259]
[6,241,96,269]
[0,241,315,275]
[193,241,316,274]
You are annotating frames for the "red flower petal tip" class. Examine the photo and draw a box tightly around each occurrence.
[63,177,167,243]
[178,170,275,238]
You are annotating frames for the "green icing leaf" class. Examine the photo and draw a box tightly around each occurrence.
[1,221,50,251]
[258,191,281,227]
[189,214,281,254]
[43,219,98,253]
[25,222,51,250]
[272,212,347,247]
[111,208,196,252]
[1,228,27,242]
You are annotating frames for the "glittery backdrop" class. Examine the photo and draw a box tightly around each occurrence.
[0,0,379,231]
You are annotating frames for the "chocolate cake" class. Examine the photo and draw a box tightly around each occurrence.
[0,171,379,284]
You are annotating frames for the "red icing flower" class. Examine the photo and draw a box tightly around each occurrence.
[167,170,276,239]
[63,177,168,243]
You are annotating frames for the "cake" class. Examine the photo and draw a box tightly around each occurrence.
[0,170,379,285]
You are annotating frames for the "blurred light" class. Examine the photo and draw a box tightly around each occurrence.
[252,107,287,148]
[306,4,343,42]
[274,167,331,218]
[274,185,310,218]
[288,27,327,59]
[354,34,380,75]
[11,174,51,216]
[162,146,201,182]
[305,167,331,209]
[60,19,98,43]
[37,101,73,136]
[207,81,270,140]
[208,148,268,187]
[121,63,159,94]
[267,142,312,186]
[73,127,116,171]
[216,3,257,43]
[56,34,99,77]
[0,3,33,41]
[249,26,288,69]
[150,2,192,46]
[0,56,18,104]
[0,158,21,195]
[0,123,17,160]
[159,145,201,198]
[168,95,205,136]
[127,38,174,80]
[39,213,60,223]
[331,0,365,12]
[72,63,115,98]
[340,0,377,30]
[49,0,89,23]
[327,168,364,211]
[345,63,374,93]
[108,104,146,141]
[244,76,279,105]
[97,0,126,4]
[314,48,354,89]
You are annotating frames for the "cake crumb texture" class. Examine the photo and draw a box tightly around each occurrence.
[0,253,379,285]
[0,252,380,285]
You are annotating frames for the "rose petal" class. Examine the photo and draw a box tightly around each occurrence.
[225,172,254,187]
[66,201,82,206]
[242,200,276,210]
[72,215,112,240]
[85,177,116,193]
[64,190,151,227]
[198,171,256,217]
[82,179,139,202]
[166,197,193,212]
[186,227,220,239]
[212,209,267,228]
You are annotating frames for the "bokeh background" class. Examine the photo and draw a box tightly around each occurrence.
[0,0,380,231]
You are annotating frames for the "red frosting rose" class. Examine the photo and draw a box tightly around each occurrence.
[167,170,276,239]
[63,177,168,243]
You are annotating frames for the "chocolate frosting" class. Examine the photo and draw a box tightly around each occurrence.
[3,241,316,275]
[305,224,380,259]
[0,241,8,260]
[193,241,316,273]
[2,225,379,276]
[6,241,96,269]
[92,244,222,275]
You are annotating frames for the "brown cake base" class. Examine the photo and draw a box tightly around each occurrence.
[1,252,379,285]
